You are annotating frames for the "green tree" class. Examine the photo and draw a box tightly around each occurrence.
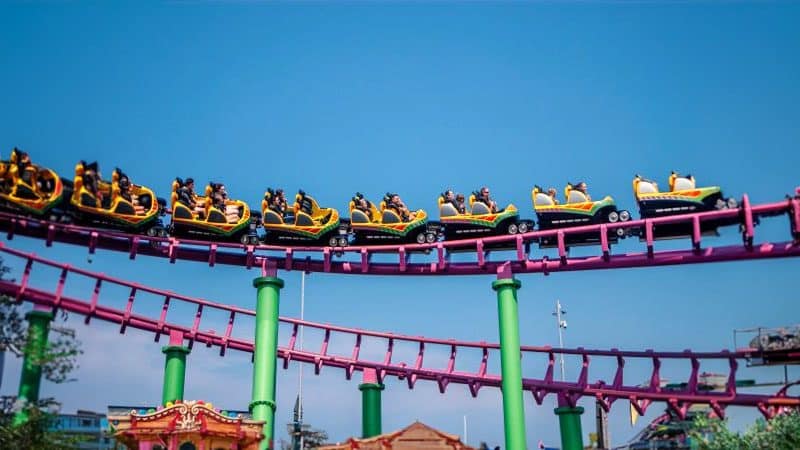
[282,421,329,449]
[690,410,800,450]
[0,257,85,448]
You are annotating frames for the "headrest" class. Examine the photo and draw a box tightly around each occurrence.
[567,190,588,204]
[637,180,658,194]
[534,192,554,206]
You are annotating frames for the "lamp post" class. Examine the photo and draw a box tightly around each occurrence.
[552,300,567,381]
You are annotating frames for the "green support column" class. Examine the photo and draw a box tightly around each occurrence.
[250,276,284,450]
[359,368,384,438]
[555,405,585,450]
[13,309,54,425]
[492,277,528,450]
[161,330,190,405]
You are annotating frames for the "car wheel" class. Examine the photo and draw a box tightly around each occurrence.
[518,222,529,233]
[619,210,631,222]
[146,227,157,237]
[416,233,426,244]
[608,211,619,223]
[329,236,339,247]
[727,198,738,209]
[616,228,625,237]
[507,223,519,234]
[338,236,349,247]
[426,232,436,243]
[240,234,250,245]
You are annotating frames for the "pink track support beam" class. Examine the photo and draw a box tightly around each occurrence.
[3,265,795,418]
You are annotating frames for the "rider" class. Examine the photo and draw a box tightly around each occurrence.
[387,193,416,222]
[455,193,466,214]
[547,187,560,205]
[15,150,35,187]
[444,190,466,214]
[574,182,591,201]
[83,162,103,204]
[477,186,498,213]
[118,173,132,202]
[355,196,372,215]
[177,177,197,208]
[269,188,295,222]
[270,189,288,216]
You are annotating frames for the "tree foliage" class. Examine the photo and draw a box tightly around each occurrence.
[0,256,86,447]
[0,397,87,450]
[690,410,800,450]
[282,421,329,449]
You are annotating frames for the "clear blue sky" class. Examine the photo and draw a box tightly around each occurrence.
[1,1,799,448]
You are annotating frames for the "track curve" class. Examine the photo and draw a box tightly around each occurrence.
[2,194,799,276]
[0,243,796,419]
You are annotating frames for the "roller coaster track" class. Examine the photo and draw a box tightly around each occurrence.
[1,192,799,276]
[0,244,796,420]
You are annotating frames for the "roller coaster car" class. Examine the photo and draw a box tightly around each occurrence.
[437,191,533,248]
[169,179,255,244]
[633,173,739,239]
[0,148,67,216]
[346,193,437,246]
[261,189,342,246]
[71,162,165,233]
[531,184,631,247]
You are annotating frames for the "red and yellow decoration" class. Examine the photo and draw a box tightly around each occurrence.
[109,400,264,450]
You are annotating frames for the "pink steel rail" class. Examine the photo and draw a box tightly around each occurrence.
[0,244,796,419]
[1,192,799,276]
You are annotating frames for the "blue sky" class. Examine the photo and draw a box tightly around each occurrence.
[1,1,799,448]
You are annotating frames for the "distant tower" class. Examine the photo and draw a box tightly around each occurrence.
[292,394,303,450]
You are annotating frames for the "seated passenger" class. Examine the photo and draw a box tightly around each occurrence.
[444,190,465,214]
[386,193,416,222]
[476,186,499,213]
[270,188,288,216]
[455,193,466,214]
[547,187,560,205]
[83,162,104,204]
[575,182,591,201]
[211,183,239,223]
[355,197,371,215]
[15,150,35,187]
[118,174,132,202]
[177,177,199,211]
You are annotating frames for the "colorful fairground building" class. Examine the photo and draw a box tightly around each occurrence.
[107,401,263,450]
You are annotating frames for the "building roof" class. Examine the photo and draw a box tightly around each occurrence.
[318,421,476,450]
